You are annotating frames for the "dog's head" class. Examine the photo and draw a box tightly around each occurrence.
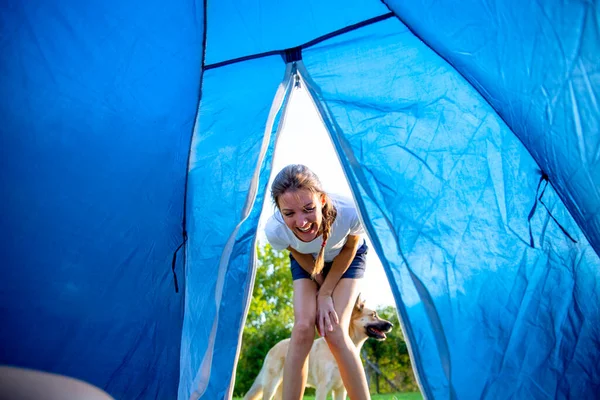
[351,295,393,341]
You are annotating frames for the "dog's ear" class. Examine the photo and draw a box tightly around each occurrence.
[355,293,365,311]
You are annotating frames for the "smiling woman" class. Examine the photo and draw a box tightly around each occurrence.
[277,190,324,243]
[266,167,368,287]
[262,163,372,400]
[258,86,395,309]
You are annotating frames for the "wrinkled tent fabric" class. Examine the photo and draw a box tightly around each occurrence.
[1,1,598,399]
[1,2,202,398]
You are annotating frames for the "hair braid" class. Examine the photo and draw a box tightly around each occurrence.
[313,199,337,277]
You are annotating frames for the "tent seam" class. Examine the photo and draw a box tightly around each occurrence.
[225,64,298,398]
[296,63,438,400]
[178,0,209,398]
[203,12,395,71]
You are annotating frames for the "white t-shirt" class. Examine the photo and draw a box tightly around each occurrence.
[264,193,365,262]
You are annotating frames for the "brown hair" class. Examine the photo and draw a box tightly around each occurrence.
[271,164,336,276]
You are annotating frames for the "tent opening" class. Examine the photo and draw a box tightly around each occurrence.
[231,75,421,398]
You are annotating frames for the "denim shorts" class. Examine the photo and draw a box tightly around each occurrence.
[289,240,368,281]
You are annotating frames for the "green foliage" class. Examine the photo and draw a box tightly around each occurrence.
[362,306,418,393]
[370,393,423,400]
[233,243,294,396]
[233,392,422,400]
[244,243,294,333]
[233,243,419,397]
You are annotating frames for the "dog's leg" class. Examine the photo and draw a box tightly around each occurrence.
[244,340,289,400]
[332,387,347,400]
[243,354,270,400]
[272,381,283,400]
[260,351,285,400]
[242,371,264,400]
[314,385,329,400]
[261,376,282,400]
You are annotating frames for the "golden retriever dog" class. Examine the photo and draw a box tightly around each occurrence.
[243,297,393,400]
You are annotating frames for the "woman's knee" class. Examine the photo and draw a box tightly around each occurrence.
[292,320,316,345]
[323,324,350,350]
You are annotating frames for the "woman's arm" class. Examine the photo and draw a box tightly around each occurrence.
[287,246,316,275]
[316,234,362,336]
[318,234,361,297]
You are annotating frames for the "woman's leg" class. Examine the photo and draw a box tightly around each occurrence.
[282,278,318,400]
[324,278,370,400]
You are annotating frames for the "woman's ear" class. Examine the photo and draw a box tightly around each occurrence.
[320,193,326,206]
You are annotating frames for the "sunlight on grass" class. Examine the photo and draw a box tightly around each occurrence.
[233,392,422,400]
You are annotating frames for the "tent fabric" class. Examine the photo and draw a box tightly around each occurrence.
[180,57,294,399]
[1,1,599,400]
[300,17,600,398]
[0,1,203,398]
[386,0,600,256]
[204,0,390,65]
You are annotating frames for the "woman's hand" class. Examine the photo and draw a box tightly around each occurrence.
[313,272,325,288]
[316,293,339,337]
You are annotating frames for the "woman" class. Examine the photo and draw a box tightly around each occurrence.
[264,164,371,400]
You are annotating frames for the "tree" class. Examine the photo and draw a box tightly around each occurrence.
[234,243,419,396]
[362,306,419,393]
[234,243,294,396]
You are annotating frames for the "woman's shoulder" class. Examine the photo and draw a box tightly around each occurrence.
[264,211,292,249]
[330,192,358,214]
[329,192,362,234]
[265,210,283,226]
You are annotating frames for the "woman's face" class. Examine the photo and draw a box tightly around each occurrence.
[278,188,325,242]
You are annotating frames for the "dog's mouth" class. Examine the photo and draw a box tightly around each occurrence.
[366,322,393,341]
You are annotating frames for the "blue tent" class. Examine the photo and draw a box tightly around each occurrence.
[1,1,599,399]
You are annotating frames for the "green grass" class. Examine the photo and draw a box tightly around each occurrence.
[234,392,422,400]
[371,393,422,400]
